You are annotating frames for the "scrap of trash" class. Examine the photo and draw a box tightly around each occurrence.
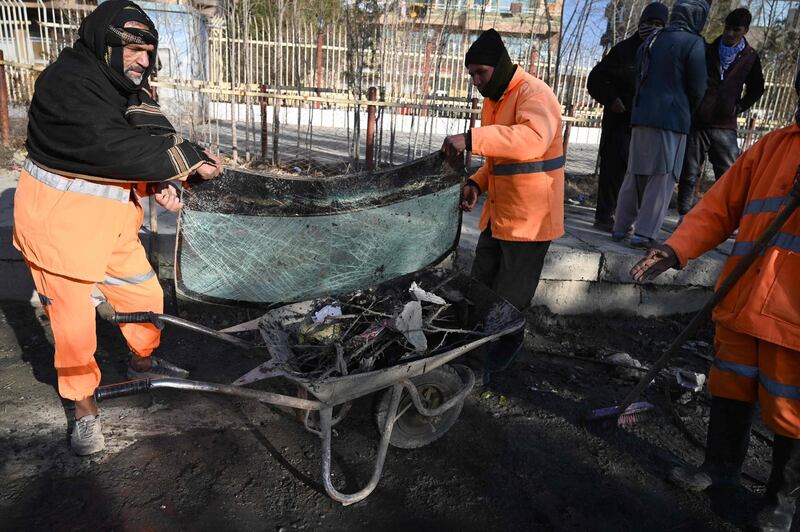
[255,273,497,380]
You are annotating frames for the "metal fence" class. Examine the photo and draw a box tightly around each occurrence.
[1,0,798,168]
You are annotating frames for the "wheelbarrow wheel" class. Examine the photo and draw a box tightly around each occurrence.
[374,365,464,449]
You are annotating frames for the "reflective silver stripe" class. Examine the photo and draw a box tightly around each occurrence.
[493,155,566,176]
[731,231,800,256]
[24,159,129,204]
[743,195,788,216]
[714,359,759,379]
[760,375,800,400]
[101,270,156,286]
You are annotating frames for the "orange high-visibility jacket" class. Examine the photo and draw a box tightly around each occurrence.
[666,123,800,351]
[13,160,158,282]
[469,67,565,242]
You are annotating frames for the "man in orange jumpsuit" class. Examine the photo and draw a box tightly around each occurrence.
[13,0,222,455]
[630,64,800,531]
[441,29,564,380]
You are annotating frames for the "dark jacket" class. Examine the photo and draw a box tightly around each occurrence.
[586,33,643,128]
[695,36,765,129]
[631,0,709,134]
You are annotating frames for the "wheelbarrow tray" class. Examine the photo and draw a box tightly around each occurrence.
[274,269,526,406]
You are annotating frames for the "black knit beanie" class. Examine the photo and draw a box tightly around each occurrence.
[465,29,515,101]
[465,29,507,68]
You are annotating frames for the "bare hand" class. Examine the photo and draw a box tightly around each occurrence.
[441,134,467,159]
[153,182,182,212]
[461,183,479,211]
[194,150,223,181]
[610,98,626,113]
[630,244,678,283]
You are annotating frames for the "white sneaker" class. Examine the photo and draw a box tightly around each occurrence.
[71,415,105,456]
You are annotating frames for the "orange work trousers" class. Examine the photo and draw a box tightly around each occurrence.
[24,200,163,401]
[710,324,800,438]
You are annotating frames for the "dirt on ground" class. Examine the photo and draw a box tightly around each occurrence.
[0,286,790,532]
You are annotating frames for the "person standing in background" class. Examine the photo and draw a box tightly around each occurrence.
[587,2,669,232]
[677,8,765,218]
[611,0,709,248]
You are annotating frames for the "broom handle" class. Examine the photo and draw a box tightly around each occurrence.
[616,171,800,415]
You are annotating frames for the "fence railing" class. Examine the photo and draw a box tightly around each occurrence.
[0,0,798,168]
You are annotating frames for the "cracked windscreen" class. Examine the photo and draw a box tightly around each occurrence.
[175,153,464,305]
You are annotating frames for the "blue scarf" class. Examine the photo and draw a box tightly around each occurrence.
[719,38,746,79]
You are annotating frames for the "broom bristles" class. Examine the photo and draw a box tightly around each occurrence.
[585,401,655,426]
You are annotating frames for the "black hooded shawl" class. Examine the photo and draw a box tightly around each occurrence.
[638,0,709,88]
[26,0,206,182]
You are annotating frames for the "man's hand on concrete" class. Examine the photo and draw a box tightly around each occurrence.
[441,134,467,159]
[461,182,479,212]
[610,98,626,113]
[195,150,223,181]
[154,182,182,212]
[630,244,678,283]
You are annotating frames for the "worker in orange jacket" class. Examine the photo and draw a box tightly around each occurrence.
[441,29,564,379]
[631,65,800,532]
[13,0,222,456]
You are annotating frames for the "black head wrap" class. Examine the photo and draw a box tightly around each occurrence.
[640,2,669,24]
[638,3,669,40]
[465,29,516,101]
[26,0,207,182]
[105,5,159,79]
[76,0,158,93]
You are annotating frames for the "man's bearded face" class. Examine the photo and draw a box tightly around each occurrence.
[121,21,153,85]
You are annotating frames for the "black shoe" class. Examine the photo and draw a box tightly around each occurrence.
[669,465,739,492]
[593,218,615,233]
[127,355,189,380]
[483,329,525,373]
[671,396,754,492]
[752,435,800,532]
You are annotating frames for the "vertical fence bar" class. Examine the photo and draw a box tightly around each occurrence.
[272,98,280,165]
[465,96,478,168]
[366,86,377,170]
[0,51,9,146]
[315,25,324,108]
[260,83,268,160]
[562,102,574,156]
[744,116,757,150]
[420,38,435,117]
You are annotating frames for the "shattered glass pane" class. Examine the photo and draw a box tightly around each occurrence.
[176,154,464,305]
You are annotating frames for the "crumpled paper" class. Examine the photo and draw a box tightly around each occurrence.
[409,282,446,305]
[395,301,427,352]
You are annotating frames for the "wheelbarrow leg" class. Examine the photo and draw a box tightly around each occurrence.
[320,383,403,506]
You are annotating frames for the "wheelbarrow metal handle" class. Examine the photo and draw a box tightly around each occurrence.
[95,379,152,402]
[95,377,322,410]
[96,302,255,350]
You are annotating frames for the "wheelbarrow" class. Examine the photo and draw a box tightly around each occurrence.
[95,270,524,505]
[94,152,525,504]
